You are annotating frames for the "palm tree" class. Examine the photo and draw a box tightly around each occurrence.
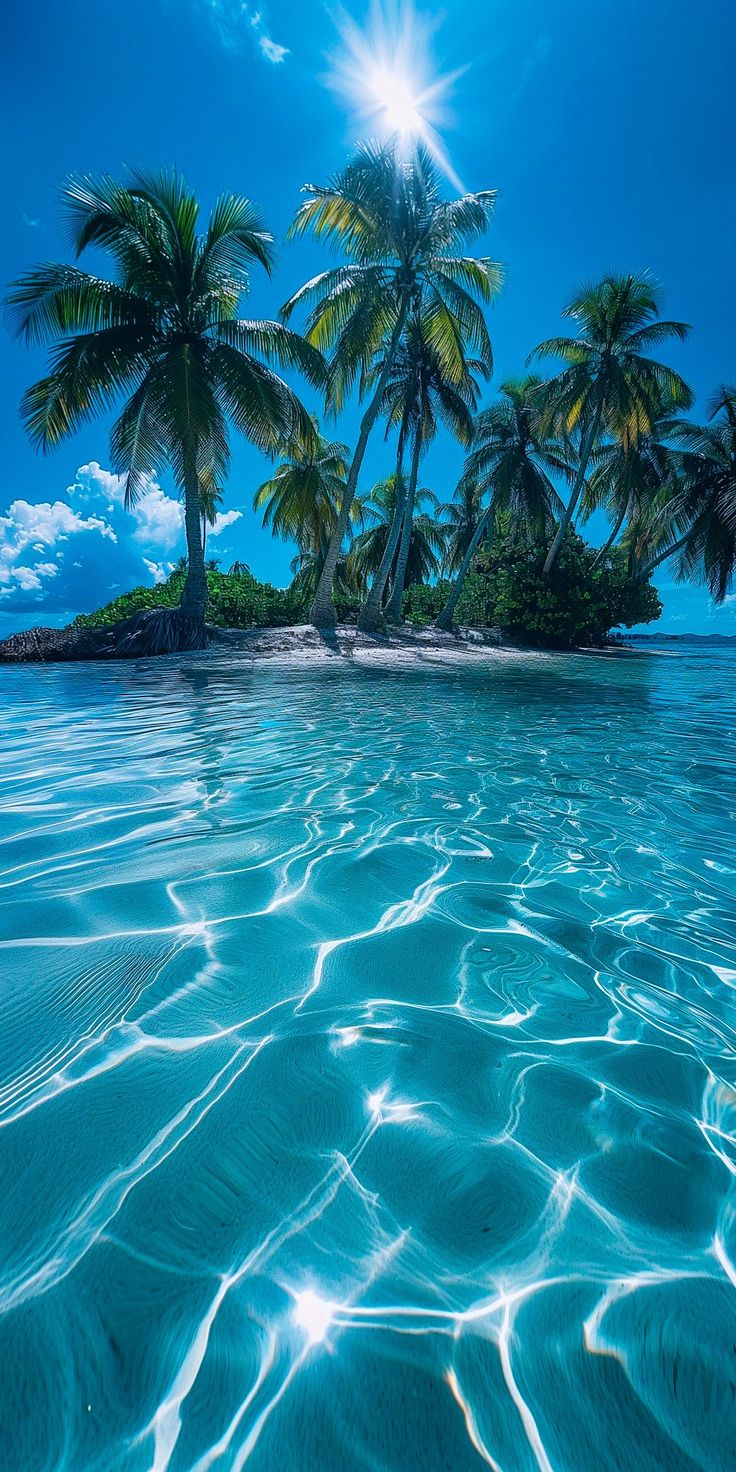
[637,386,736,600]
[289,536,357,606]
[528,273,692,575]
[440,477,485,576]
[200,479,224,558]
[348,473,444,596]
[360,312,481,629]
[254,424,349,551]
[255,424,363,613]
[436,377,567,630]
[282,141,500,626]
[6,168,324,651]
[587,417,681,569]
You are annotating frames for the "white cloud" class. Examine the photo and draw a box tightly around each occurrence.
[2,497,116,552]
[70,462,183,550]
[130,485,183,547]
[195,1,288,62]
[209,509,243,537]
[11,562,59,593]
[0,498,117,598]
[259,34,288,63]
[0,458,246,628]
[142,558,174,585]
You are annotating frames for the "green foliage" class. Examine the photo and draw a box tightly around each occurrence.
[74,577,184,627]
[452,528,661,646]
[204,569,304,628]
[7,168,322,638]
[401,581,451,625]
[74,533,660,647]
[283,141,500,411]
[75,567,306,632]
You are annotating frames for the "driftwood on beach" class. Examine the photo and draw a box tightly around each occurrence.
[0,624,115,663]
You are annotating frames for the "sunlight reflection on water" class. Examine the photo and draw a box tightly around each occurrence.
[0,647,734,1471]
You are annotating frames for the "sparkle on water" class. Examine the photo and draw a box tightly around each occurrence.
[292,1289,336,1346]
[0,644,735,1470]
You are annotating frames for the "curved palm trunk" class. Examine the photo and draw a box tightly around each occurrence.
[310,297,410,628]
[384,428,422,624]
[639,528,692,579]
[180,459,208,641]
[358,444,407,632]
[592,492,632,569]
[435,505,493,630]
[543,395,604,575]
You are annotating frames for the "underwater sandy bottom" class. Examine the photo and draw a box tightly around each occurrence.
[0,648,734,1471]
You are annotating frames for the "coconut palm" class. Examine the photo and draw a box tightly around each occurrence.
[289,537,356,606]
[440,477,485,575]
[637,386,736,601]
[360,312,481,629]
[528,273,693,575]
[348,473,444,596]
[254,424,349,551]
[585,399,682,567]
[436,377,568,630]
[282,141,500,625]
[200,480,224,557]
[6,168,324,651]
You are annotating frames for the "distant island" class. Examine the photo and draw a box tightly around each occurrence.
[623,631,736,645]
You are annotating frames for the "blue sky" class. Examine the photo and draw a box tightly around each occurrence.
[1,0,735,636]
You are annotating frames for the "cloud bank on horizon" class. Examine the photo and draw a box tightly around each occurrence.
[0,463,241,635]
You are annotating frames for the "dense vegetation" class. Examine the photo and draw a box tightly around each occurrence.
[73,566,303,633]
[7,145,735,655]
[75,533,661,648]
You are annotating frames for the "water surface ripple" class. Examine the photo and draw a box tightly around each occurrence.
[1,648,735,1471]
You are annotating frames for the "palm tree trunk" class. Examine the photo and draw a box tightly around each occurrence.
[309,297,410,628]
[543,395,604,575]
[639,528,692,579]
[592,493,632,569]
[180,458,208,636]
[358,442,407,632]
[435,505,493,631]
[384,427,422,624]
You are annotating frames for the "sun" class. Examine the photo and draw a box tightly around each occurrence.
[367,65,424,139]
[327,2,465,189]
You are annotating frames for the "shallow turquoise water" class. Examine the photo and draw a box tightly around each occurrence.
[0,647,735,1472]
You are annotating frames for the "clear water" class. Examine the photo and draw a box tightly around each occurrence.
[0,647,735,1472]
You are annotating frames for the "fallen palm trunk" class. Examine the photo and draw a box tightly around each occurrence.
[0,607,207,663]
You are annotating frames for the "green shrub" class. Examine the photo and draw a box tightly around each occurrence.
[74,576,184,628]
[454,528,661,646]
[74,531,661,648]
[75,567,308,632]
[401,581,451,625]
[205,568,304,627]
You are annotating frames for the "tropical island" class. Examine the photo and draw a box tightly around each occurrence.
[1,147,733,663]
[1,8,735,1472]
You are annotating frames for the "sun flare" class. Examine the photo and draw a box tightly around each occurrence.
[328,2,464,188]
[367,65,424,139]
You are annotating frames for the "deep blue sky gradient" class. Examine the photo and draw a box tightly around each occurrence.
[1,0,735,633]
